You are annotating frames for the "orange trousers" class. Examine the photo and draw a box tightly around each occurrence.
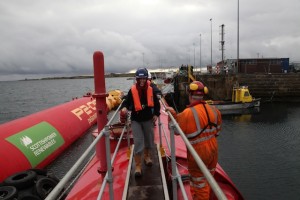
[188,137,218,200]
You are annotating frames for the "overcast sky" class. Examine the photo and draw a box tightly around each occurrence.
[0,0,299,81]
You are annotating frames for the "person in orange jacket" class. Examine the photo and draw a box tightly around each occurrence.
[122,68,161,177]
[166,81,222,200]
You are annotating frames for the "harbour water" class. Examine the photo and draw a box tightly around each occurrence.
[1,78,299,200]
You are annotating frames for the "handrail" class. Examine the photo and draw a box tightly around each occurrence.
[97,114,130,199]
[158,108,189,200]
[46,95,227,200]
[45,127,106,200]
[159,97,227,200]
[156,143,170,200]
[121,145,135,200]
[57,152,96,199]
[45,100,125,200]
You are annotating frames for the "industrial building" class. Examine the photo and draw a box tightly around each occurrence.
[216,58,290,74]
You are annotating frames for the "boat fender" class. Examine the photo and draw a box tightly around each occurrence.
[106,95,117,110]
[34,177,59,199]
[18,193,42,200]
[29,168,60,184]
[29,168,47,176]
[29,168,60,181]
[0,185,18,200]
[46,172,60,184]
[4,170,37,190]
[108,90,124,104]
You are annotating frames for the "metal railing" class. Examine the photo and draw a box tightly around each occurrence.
[46,96,227,200]
[45,100,128,200]
[159,97,227,200]
[157,102,189,200]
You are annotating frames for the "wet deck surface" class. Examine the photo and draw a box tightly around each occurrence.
[126,146,166,200]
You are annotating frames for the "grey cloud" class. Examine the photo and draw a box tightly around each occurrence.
[0,0,300,81]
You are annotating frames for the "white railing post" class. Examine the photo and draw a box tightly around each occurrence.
[169,122,178,200]
[126,112,131,153]
[104,125,114,200]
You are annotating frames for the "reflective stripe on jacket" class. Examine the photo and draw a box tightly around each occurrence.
[176,103,221,145]
[131,82,154,111]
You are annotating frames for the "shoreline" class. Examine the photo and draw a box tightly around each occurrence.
[20,73,135,81]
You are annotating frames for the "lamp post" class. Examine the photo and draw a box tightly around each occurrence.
[142,52,145,67]
[237,0,239,73]
[193,43,195,68]
[210,18,212,67]
[187,48,190,64]
[199,33,202,73]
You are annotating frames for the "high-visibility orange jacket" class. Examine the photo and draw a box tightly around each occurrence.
[174,101,222,199]
[175,102,221,144]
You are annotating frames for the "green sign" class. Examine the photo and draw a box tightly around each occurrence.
[6,121,65,167]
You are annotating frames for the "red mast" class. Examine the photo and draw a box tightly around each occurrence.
[92,51,108,172]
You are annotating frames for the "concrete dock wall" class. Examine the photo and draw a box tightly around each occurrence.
[196,73,300,102]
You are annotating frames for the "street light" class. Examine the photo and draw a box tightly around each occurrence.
[193,43,195,68]
[199,34,202,73]
[187,48,190,64]
[210,18,212,67]
[237,0,239,73]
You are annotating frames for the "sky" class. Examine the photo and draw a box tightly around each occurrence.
[0,0,300,81]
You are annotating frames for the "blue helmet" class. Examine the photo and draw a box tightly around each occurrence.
[135,68,148,79]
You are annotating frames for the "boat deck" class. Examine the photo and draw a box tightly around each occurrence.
[126,146,168,200]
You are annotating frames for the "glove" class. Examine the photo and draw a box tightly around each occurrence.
[165,106,177,120]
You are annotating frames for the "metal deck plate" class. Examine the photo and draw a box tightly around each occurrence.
[126,147,166,200]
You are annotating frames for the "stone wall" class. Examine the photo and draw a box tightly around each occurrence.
[196,73,300,102]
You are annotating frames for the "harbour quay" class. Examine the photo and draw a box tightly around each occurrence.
[196,73,300,102]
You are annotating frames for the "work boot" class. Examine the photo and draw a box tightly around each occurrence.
[144,148,153,166]
[134,155,142,177]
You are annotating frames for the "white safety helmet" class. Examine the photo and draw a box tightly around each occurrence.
[148,72,152,79]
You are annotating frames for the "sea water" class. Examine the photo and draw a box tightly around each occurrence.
[0,78,299,200]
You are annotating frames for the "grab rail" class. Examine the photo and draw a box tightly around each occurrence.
[97,109,131,199]
[159,97,227,200]
[157,103,189,200]
[47,95,226,200]
[45,100,126,200]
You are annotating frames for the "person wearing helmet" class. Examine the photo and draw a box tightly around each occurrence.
[166,81,222,200]
[122,68,160,177]
[148,71,152,80]
[147,71,162,96]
